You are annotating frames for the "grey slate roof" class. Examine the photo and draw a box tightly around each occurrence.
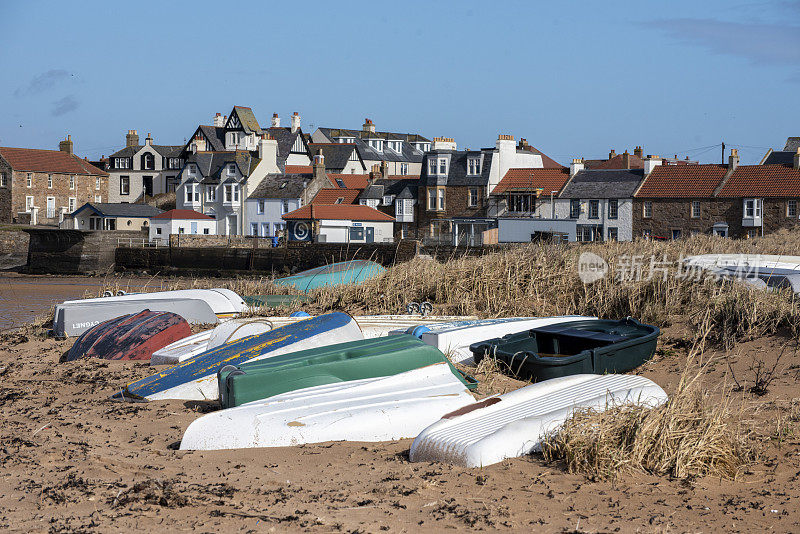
[420,150,493,187]
[231,106,262,135]
[317,127,426,164]
[559,169,645,199]
[109,144,183,158]
[197,126,227,151]
[249,174,308,199]
[308,143,360,171]
[73,202,163,218]
[184,151,260,184]
[784,137,800,152]
[763,151,796,166]
[357,177,419,201]
[265,127,310,172]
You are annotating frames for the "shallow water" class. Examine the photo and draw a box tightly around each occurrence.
[0,275,170,331]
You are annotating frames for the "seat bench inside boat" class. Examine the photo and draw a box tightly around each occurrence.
[469,318,659,381]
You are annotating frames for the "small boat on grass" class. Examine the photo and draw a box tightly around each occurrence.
[242,295,310,308]
[150,318,274,366]
[180,363,476,451]
[64,310,191,362]
[470,318,659,381]
[274,260,385,292]
[111,312,362,402]
[683,254,800,295]
[218,335,477,408]
[257,315,480,339]
[397,316,598,365]
[53,288,247,338]
[410,374,668,467]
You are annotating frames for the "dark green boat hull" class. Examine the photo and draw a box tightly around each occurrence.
[470,318,659,382]
[218,335,476,408]
[242,295,311,308]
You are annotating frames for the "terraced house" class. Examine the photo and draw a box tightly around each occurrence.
[312,118,429,177]
[107,130,183,202]
[633,149,800,239]
[0,136,107,225]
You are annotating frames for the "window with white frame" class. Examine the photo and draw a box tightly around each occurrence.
[69,175,75,190]
[68,197,76,212]
[588,200,599,219]
[94,195,101,203]
[25,196,34,211]
[120,176,130,195]
[26,173,32,188]
[438,158,447,175]
[427,188,436,211]
[187,164,196,177]
[47,174,53,188]
[224,184,233,203]
[205,185,216,202]
[467,157,481,175]
[250,223,259,236]
[608,199,618,219]
[230,132,240,147]
[281,200,290,214]
[788,200,797,218]
[257,200,265,214]
[116,158,130,169]
[0,173,6,187]
[437,188,445,210]
[690,200,701,218]
[368,139,383,151]
[227,164,236,176]
[744,198,762,218]
[468,188,479,207]
[95,176,101,190]
[643,201,653,218]
[428,159,437,175]
[168,158,182,169]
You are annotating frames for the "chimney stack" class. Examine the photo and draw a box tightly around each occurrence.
[622,150,630,169]
[191,132,207,153]
[643,155,662,175]
[728,148,739,171]
[258,133,278,163]
[569,158,585,177]
[213,113,225,127]
[634,145,643,158]
[362,118,376,134]
[312,149,325,180]
[271,113,280,128]
[126,129,139,147]
[145,132,153,146]
[794,148,800,171]
[291,112,301,133]
[608,149,616,160]
[433,136,457,150]
[518,138,530,149]
[59,135,73,155]
[370,163,382,182]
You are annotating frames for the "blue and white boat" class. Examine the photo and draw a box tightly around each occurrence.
[112,312,363,402]
[397,316,598,365]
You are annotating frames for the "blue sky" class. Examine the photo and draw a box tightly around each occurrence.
[1,0,798,165]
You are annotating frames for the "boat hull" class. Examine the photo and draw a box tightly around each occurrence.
[113,312,363,402]
[274,260,385,292]
[410,374,668,467]
[180,363,476,450]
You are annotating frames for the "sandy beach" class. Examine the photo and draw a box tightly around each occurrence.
[1,318,799,533]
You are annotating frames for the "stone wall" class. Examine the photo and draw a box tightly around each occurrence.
[0,228,30,269]
[23,229,146,274]
[116,239,420,275]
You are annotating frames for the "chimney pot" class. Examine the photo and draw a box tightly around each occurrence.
[793,147,800,170]
[609,149,616,160]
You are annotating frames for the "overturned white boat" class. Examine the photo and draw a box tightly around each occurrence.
[264,315,479,339]
[53,288,247,337]
[409,374,667,468]
[399,316,598,365]
[683,254,800,295]
[179,362,476,450]
[150,318,274,365]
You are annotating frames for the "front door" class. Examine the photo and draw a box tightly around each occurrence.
[46,197,55,218]
[143,176,153,197]
[191,221,198,234]
[365,226,374,243]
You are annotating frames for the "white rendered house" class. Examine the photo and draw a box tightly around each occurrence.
[149,209,216,244]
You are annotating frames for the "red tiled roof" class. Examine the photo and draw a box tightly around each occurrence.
[492,168,570,195]
[593,153,645,170]
[282,204,394,221]
[312,189,361,205]
[285,165,313,174]
[152,209,214,220]
[0,147,107,175]
[635,164,728,198]
[328,173,370,189]
[716,165,800,197]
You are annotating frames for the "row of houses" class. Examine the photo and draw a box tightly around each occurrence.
[0,105,797,245]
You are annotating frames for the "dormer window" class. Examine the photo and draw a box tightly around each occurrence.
[230,132,240,147]
[335,178,345,188]
[438,158,447,175]
[428,159,437,175]
[382,195,395,206]
[368,139,383,151]
[467,157,481,175]
[187,164,196,177]
[116,158,130,169]
[142,153,155,170]
[337,137,355,144]
[388,141,402,153]
[227,164,236,176]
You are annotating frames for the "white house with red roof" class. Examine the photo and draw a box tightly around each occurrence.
[282,204,394,243]
[149,209,216,244]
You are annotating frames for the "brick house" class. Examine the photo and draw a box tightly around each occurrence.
[633,149,800,239]
[0,136,108,225]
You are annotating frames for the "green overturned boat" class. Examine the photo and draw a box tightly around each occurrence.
[242,295,310,308]
[218,335,477,408]
[469,318,659,382]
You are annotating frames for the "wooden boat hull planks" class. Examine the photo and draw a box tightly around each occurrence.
[409,374,668,467]
[112,312,363,402]
[180,363,476,451]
